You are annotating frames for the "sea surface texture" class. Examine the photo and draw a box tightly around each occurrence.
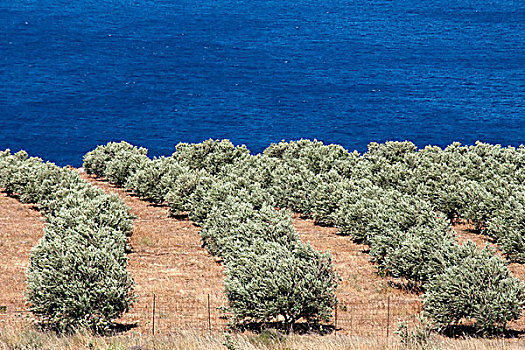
[1,0,524,166]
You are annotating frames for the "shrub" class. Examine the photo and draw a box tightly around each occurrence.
[484,190,525,263]
[266,160,318,214]
[333,182,458,283]
[311,174,366,226]
[376,223,457,283]
[187,177,272,226]
[365,141,417,163]
[125,156,176,203]
[218,154,279,191]
[27,225,133,333]
[45,194,134,238]
[423,242,525,334]
[397,315,434,350]
[355,141,417,190]
[105,150,149,186]
[224,240,338,332]
[0,152,40,197]
[40,187,134,235]
[333,185,440,244]
[24,165,85,205]
[164,169,213,216]
[83,145,109,177]
[263,139,357,175]
[261,140,360,214]
[173,139,250,175]
[83,141,147,179]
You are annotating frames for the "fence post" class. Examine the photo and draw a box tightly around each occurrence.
[152,293,156,335]
[207,293,211,331]
[334,299,338,336]
[386,296,391,339]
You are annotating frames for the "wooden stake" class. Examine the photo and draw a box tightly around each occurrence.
[334,300,338,336]
[207,293,211,331]
[152,293,156,335]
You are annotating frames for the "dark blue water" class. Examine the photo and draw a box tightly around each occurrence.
[1,0,524,166]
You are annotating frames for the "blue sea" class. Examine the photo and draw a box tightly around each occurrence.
[1,0,524,166]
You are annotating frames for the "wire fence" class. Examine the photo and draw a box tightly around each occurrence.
[0,294,422,337]
[122,292,230,333]
[336,296,422,336]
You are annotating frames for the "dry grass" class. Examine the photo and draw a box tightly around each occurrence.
[1,326,525,350]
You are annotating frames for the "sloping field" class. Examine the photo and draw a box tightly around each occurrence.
[297,217,525,336]
[81,173,424,336]
[78,173,423,336]
[1,174,525,339]
[84,175,421,336]
[0,192,42,330]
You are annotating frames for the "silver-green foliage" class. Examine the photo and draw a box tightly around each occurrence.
[266,160,317,214]
[200,198,299,262]
[224,240,338,331]
[83,141,147,180]
[356,141,525,263]
[125,156,179,203]
[332,182,457,283]
[377,224,457,283]
[82,141,339,329]
[262,140,359,215]
[27,224,133,333]
[44,189,134,239]
[105,149,149,186]
[0,151,85,206]
[263,139,357,176]
[187,176,273,226]
[173,139,250,175]
[1,149,134,333]
[484,190,525,263]
[164,168,210,215]
[80,139,525,334]
[423,242,525,334]
[193,178,338,329]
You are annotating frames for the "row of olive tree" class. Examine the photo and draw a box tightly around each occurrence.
[356,141,525,263]
[83,140,339,332]
[81,139,525,334]
[258,139,524,335]
[0,150,134,333]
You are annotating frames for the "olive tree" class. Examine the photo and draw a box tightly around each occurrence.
[224,240,338,332]
[423,242,525,334]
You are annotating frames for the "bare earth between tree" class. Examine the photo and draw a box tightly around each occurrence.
[0,192,43,330]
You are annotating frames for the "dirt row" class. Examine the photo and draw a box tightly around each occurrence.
[0,192,42,330]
